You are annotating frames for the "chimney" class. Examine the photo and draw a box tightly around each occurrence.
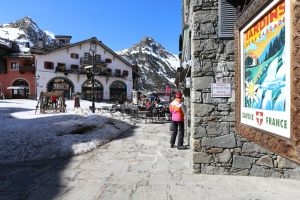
[54,35,72,47]
[25,42,30,48]
[37,39,44,48]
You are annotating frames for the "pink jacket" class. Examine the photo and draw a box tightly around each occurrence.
[169,98,184,122]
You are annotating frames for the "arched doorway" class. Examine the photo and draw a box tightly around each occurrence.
[110,81,127,103]
[82,79,103,102]
[10,79,29,99]
[47,77,74,99]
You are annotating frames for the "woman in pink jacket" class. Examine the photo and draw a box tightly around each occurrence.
[169,91,185,149]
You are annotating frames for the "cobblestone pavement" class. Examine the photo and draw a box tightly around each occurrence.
[1,123,300,200]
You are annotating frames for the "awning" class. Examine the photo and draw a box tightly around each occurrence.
[7,86,27,89]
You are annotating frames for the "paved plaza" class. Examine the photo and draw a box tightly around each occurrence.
[1,123,300,200]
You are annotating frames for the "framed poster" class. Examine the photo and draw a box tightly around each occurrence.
[240,0,290,138]
[235,0,300,164]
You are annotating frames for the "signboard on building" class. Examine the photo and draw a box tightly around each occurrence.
[211,83,231,97]
[132,91,138,105]
[53,82,69,90]
[236,0,300,164]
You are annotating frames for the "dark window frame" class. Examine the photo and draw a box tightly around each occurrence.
[44,61,54,70]
[10,61,19,70]
[70,53,79,59]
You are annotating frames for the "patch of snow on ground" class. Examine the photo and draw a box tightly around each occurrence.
[0,99,135,164]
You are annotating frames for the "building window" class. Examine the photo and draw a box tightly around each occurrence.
[11,79,29,99]
[122,70,129,77]
[82,79,103,102]
[44,61,54,70]
[56,63,66,72]
[70,64,79,72]
[110,81,127,103]
[59,40,65,46]
[105,68,112,76]
[105,58,112,63]
[115,69,121,77]
[70,53,79,59]
[218,0,236,38]
[10,61,19,70]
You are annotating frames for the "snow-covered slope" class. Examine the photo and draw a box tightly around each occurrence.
[118,37,179,91]
[0,16,54,52]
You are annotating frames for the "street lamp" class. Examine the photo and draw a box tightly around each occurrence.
[34,75,40,100]
[88,40,97,113]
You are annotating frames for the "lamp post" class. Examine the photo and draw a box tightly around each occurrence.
[90,40,97,113]
[34,75,40,100]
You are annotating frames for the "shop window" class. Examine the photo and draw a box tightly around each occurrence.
[70,53,79,59]
[10,61,19,70]
[218,0,236,38]
[44,61,54,70]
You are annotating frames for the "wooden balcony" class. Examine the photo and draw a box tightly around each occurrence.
[80,53,107,67]
[79,67,112,77]
[55,67,80,74]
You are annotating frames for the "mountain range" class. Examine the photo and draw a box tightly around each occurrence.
[0,16,53,52]
[118,37,179,90]
[0,17,179,90]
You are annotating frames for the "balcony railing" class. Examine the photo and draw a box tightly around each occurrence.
[79,67,113,77]
[80,56,107,67]
[80,58,107,67]
[55,66,67,73]
[19,65,35,73]
[55,67,80,74]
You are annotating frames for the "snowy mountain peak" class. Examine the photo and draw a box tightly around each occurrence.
[0,17,54,52]
[140,36,163,49]
[14,16,36,26]
[118,37,179,91]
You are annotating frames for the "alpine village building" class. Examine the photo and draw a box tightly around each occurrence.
[0,38,35,99]
[0,36,138,102]
[179,0,300,178]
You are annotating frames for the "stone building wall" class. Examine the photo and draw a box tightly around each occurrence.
[181,0,300,179]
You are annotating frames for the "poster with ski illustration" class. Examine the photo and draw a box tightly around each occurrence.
[240,0,291,138]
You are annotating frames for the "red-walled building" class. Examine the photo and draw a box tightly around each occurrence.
[0,53,36,99]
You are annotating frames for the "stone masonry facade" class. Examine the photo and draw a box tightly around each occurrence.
[181,0,300,179]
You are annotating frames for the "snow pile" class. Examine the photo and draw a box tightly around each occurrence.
[0,99,134,164]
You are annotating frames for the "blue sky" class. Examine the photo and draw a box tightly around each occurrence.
[0,0,181,54]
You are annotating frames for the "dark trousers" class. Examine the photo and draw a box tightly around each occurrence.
[170,121,184,147]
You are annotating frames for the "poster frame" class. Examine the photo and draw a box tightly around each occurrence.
[235,0,300,164]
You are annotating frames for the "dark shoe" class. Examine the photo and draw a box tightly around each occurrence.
[177,146,185,150]
[170,144,174,148]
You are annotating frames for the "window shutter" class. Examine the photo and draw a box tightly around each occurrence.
[179,34,183,52]
[218,0,236,38]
